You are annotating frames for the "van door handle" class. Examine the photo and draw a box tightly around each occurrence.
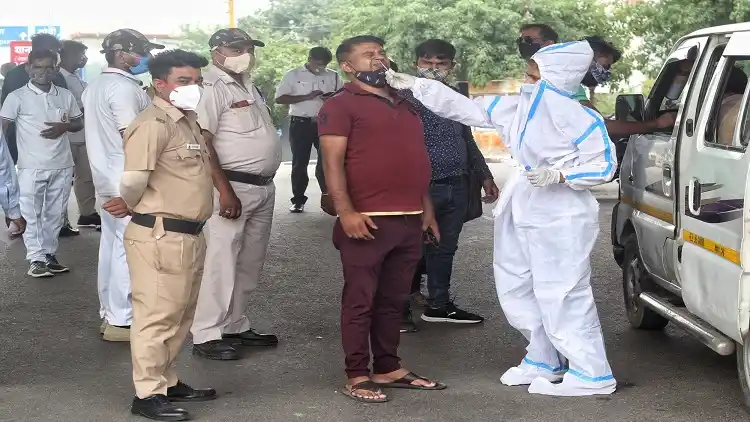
[663,164,672,179]
[662,164,673,196]
[688,178,702,215]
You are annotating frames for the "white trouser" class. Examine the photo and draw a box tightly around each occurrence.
[191,182,275,345]
[493,180,614,384]
[17,168,74,262]
[98,209,133,326]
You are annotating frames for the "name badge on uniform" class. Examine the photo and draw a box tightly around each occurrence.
[186,143,201,150]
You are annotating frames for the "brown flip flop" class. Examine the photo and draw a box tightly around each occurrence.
[339,380,390,403]
[375,372,447,390]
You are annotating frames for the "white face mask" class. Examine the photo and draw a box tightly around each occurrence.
[169,85,203,110]
[221,52,255,74]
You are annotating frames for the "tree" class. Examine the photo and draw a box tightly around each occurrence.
[179,0,639,124]
[329,0,635,88]
[246,0,334,43]
[616,0,750,75]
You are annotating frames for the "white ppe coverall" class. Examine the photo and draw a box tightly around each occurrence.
[392,41,617,396]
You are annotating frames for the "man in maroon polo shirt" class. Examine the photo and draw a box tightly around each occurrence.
[318,35,447,403]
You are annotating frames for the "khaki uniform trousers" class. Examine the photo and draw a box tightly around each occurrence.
[190,182,275,344]
[124,219,207,398]
[70,143,96,216]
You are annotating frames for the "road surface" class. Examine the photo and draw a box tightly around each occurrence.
[0,163,746,421]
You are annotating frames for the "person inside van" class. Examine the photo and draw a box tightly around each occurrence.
[717,66,748,147]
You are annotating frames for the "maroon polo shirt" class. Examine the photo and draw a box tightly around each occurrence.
[317,82,431,214]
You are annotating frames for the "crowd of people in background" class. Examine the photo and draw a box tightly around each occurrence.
[0,22,641,421]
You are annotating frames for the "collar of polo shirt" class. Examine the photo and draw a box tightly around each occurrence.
[27,82,59,95]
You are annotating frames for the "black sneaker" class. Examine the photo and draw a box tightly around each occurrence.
[28,261,54,278]
[421,302,484,324]
[45,254,70,273]
[289,204,304,213]
[77,213,101,228]
[59,222,80,237]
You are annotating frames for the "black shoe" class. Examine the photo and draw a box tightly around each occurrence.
[59,223,80,237]
[45,254,70,273]
[192,340,240,360]
[223,328,279,346]
[400,308,419,333]
[167,380,217,402]
[77,213,101,228]
[421,302,484,324]
[289,204,304,213]
[131,394,189,421]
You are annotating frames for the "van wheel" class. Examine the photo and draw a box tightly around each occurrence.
[622,234,669,330]
[737,339,750,408]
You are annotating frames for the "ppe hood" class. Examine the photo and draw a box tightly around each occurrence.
[531,41,594,94]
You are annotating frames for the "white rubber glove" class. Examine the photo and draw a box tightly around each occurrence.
[385,68,417,90]
[525,168,562,187]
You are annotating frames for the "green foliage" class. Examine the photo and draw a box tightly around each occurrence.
[328,0,634,88]
[615,0,750,76]
[182,0,750,124]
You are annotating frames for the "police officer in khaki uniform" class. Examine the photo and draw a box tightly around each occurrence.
[116,49,216,422]
[190,29,281,360]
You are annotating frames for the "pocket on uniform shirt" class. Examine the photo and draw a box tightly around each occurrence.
[228,106,261,133]
[174,143,205,176]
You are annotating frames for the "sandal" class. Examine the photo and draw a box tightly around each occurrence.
[339,380,390,403]
[374,372,447,390]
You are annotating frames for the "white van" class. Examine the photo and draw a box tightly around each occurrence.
[612,23,750,406]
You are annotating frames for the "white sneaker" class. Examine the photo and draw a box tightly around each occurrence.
[528,373,616,396]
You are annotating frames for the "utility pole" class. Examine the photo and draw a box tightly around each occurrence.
[228,0,236,27]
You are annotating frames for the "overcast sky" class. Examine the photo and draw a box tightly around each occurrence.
[0,0,271,35]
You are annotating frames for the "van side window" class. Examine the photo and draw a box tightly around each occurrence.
[643,39,706,132]
[704,57,750,151]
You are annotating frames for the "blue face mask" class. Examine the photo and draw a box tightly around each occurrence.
[128,54,150,75]
[589,61,612,84]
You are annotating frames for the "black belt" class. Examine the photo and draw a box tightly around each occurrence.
[131,213,205,235]
[290,116,315,122]
[224,169,274,186]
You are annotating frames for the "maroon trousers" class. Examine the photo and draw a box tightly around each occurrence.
[333,215,423,378]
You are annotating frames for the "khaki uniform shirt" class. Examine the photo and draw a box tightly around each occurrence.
[122,96,214,222]
[196,66,281,176]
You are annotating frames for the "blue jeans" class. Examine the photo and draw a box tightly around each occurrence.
[425,176,468,309]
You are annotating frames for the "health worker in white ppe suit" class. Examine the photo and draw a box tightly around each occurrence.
[385,41,617,396]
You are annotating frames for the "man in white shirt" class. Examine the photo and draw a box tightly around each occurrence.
[82,28,162,342]
[60,40,100,229]
[0,129,24,238]
[275,47,341,213]
[0,49,83,278]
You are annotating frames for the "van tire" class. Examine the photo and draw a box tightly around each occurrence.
[737,339,750,408]
[622,234,670,330]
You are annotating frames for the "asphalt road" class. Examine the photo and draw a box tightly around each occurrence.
[0,164,748,422]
